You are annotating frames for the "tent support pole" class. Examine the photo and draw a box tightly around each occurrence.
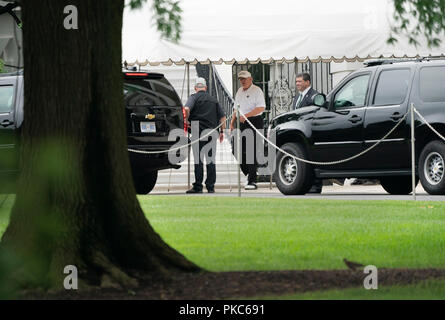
[237,104,241,198]
[209,63,213,96]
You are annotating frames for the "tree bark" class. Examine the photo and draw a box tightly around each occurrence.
[0,0,200,292]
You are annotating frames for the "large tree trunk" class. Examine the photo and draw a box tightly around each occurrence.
[0,0,200,292]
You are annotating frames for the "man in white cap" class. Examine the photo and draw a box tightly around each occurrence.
[184,77,226,194]
[230,71,266,190]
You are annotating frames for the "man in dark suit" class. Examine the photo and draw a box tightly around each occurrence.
[184,77,226,194]
[292,73,319,110]
[292,73,323,193]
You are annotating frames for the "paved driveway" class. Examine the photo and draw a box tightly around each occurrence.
[151,184,445,201]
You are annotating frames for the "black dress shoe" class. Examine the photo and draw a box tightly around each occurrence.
[308,180,323,193]
[308,185,322,193]
[186,188,203,194]
[207,189,215,193]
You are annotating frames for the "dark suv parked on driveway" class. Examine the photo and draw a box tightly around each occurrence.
[270,58,445,195]
[0,70,186,194]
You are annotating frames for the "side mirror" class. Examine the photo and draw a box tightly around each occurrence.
[313,94,326,107]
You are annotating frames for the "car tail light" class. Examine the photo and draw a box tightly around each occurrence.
[182,107,188,135]
[125,72,149,77]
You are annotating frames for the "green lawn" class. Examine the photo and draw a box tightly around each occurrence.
[254,279,445,300]
[0,195,13,237]
[1,195,445,272]
[140,196,445,272]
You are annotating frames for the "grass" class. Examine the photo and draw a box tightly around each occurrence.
[139,196,445,272]
[2,194,445,298]
[1,195,445,272]
[0,195,13,237]
[253,279,445,300]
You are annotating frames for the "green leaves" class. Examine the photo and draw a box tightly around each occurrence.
[128,0,182,42]
[390,0,445,48]
[128,0,145,9]
[0,59,4,73]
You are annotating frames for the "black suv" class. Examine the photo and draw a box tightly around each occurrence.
[270,58,445,195]
[0,70,186,194]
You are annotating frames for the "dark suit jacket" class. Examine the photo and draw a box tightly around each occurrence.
[292,87,319,110]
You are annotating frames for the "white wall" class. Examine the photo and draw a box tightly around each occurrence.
[330,61,364,88]
[214,64,233,96]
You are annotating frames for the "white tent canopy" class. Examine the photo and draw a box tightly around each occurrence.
[122,0,445,65]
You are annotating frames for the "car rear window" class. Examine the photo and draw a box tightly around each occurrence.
[419,66,445,103]
[373,69,410,106]
[0,85,14,113]
[124,77,181,107]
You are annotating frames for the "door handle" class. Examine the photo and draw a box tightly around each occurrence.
[348,115,362,123]
[390,112,403,121]
[1,120,14,127]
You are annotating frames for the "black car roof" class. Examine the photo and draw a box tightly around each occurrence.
[364,56,445,68]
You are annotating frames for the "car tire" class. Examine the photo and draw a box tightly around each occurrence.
[274,142,314,195]
[379,176,418,195]
[134,171,158,195]
[419,141,445,195]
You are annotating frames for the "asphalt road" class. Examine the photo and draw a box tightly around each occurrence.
[150,184,445,201]
[153,141,445,201]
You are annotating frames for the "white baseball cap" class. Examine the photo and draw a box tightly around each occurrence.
[238,70,252,79]
[195,77,207,87]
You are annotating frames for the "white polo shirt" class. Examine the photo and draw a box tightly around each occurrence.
[235,84,266,116]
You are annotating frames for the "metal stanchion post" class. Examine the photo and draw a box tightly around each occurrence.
[270,173,273,190]
[411,103,416,201]
[237,104,241,198]
[187,63,191,190]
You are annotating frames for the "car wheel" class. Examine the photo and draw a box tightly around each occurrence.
[134,171,158,195]
[274,143,314,195]
[419,141,445,195]
[379,176,418,195]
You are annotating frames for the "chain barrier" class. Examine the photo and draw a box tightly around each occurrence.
[239,108,410,166]
[127,111,234,155]
[124,92,444,195]
[414,108,445,143]
[128,105,410,166]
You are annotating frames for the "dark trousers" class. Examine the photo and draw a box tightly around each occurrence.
[192,131,217,191]
[232,115,264,184]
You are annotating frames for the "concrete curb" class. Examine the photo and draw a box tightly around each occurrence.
[153,183,276,192]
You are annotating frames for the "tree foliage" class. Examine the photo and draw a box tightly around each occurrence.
[128,0,182,42]
[0,59,4,73]
[389,0,445,47]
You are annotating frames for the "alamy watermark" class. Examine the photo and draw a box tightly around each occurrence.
[363,265,378,290]
[64,5,78,30]
[63,265,78,290]
[167,124,277,175]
